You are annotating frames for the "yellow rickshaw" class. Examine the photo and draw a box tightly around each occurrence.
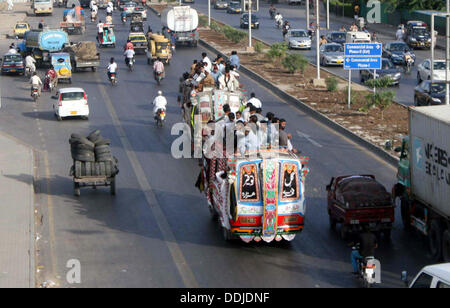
[51,52,72,83]
[146,33,172,65]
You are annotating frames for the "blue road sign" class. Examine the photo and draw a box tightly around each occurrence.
[344,43,383,56]
[344,57,382,70]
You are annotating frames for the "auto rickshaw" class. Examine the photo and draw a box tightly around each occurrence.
[13,22,31,38]
[99,24,116,48]
[146,33,171,65]
[51,52,72,83]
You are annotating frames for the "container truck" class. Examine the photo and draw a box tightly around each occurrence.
[161,6,199,47]
[23,29,69,67]
[392,105,450,262]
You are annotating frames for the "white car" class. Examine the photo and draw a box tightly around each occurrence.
[53,88,89,121]
[403,263,450,288]
[417,59,446,83]
[285,29,311,50]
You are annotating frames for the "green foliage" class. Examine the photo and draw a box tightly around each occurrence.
[266,42,288,60]
[254,41,265,53]
[325,76,338,92]
[221,25,247,43]
[364,76,394,88]
[383,0,444,12]
[199,15,209,27]
[282,54,308,74]
[210,21,221,32]
[361,91,395,119]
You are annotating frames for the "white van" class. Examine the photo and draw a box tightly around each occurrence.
[346,31,371,43]
[32,0,53,15]
[403,263,450,288]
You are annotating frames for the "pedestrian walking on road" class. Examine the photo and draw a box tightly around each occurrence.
[7,0,13,10]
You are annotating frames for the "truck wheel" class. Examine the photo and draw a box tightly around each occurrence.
[443,230,450,262]
[110,179,116,195]
[428,220,443,262]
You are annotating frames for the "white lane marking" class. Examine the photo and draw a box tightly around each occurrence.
[297,130,323,148]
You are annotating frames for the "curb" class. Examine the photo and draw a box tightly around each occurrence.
[199,39,399,167]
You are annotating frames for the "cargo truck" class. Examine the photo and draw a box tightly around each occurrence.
[23,29,69,67]
[392,105,450,262]
[161,6,199,47]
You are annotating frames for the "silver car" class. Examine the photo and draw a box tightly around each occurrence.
[319,43,344,66]
[284,29,311,50]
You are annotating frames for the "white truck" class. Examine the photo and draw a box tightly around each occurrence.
[393,105,450,262]
[161,6,199,47]
[32,0,53,15]
[346,31,371,43]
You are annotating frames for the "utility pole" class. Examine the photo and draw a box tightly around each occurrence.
[248,0,252,49]
[326,0,329,29]
[432,14,435,84]
[316,0,320,79]
[208,0,211,26]
[306,0,310,30]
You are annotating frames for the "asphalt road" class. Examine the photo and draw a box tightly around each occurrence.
[192,2,448,107]
[0,6,433,287]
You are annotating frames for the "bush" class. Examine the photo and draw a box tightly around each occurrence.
[199,15,209,27]
[266,42,288,61]
[362,91,395,119]
[254,41,265,53]
[221,25,247,43]
[325,76,338,92]
[281,53,308,74]
[364,76,394,88]
[210,21,221,32]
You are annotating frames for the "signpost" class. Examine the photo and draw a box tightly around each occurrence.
[344,43,382,108]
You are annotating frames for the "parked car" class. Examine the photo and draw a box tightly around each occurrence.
[227,1,242,14]
[326,31,346,45]
[405,20,431,49]
[288,0,302,4]
[417,59,446,83]
[359,58,401,85]
[402,263,450,288]
[214,0,228,9]
[240,13,259,29]
[1,53,25,75]
[53,88,89,121]
[319,43,344,66]
[284,29,311,49]
[414,80,446,106]
[326,174,394,240]
[382,41,415,66]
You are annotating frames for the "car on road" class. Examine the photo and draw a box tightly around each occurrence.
[122,1,136,15]
[13,22,31,38]
[134,6,147,20]
[1,53,25,75]
[405,20,431,49]
[402,263,450,288]
[240,13,259,29]
[79,0,90,8]
[319,43,344,66]
[414,80,446,106]
[128,32,148,53]
[359,58,401,85]
[119,0,132,10]
[417,59,446,83]
[227,1,242,14]
[284,29,311,49]
[326,31,346,45]
[53,88,89,121]
[382,41,415,66]
[214,0,228,9]
[288,0,303,4]
[182,0,195,3]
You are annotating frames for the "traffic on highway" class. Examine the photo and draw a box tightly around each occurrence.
[0,0,449,292]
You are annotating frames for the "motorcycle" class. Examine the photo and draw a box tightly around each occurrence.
[109,72,117,86]
[122,15,127,24]
[352,244,377,288]
[126,57,134,71]
[25,66,34,78]
[44,74,56,93]
[155,71,163,85]
[31,86,39,102]
[155,108,166,127]
[404,53,414,74]
[91,11,97,22]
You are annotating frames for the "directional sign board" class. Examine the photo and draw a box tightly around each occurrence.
[344,43,382,70]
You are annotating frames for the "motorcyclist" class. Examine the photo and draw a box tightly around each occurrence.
[274,12,283,28]
[153,57,165,79]
[121,10,127,22]
[25,54,36,75]
[106,3,113,16]
[152,90,167,118]
[105,14,113,24]
[351,225,378,275]
[30,72,42,97]
[308,22,315,37]
[124,39,134,51]
[269,4,276,19]
[107,57,118,80]
[45,65,58,91]
[91,3,98,22]
[123,47,135,66]
[282,21,290,38]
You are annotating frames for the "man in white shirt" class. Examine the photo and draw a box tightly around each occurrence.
[107,57,117,80]
[25,55,36,74]
[90,0,96,10]
[97,20,104,42]
[106,5,113,15]
[396,26,404,41]
[30,72,42,96]
[8,45,18,54]
[215,171,231,229]
[218,68,238,91]
[248,92,262,109]
[152,90,168,116]
[123,48,135,66]
[202,52,212,72]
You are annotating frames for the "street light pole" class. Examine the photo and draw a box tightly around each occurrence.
[326,0,329,29]
[208,0,211,27]
[316,0,320,79]
[248,0,252,49]
[306,0,310,30]
[432,14,435,84]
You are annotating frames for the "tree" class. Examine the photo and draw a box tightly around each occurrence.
[382,0,444,12]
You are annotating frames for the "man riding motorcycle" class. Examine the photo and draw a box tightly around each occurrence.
[152,90,167,119]
[44,65,58,91]
[282,21,290,38]
[153,57,165,79]
[107,57,118,81]
[274,12,283,29]
[123,48,135,67]
[25,54,36,75]
[351,225,378,275]
[30,72,42,97]
[269,4,276,19]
